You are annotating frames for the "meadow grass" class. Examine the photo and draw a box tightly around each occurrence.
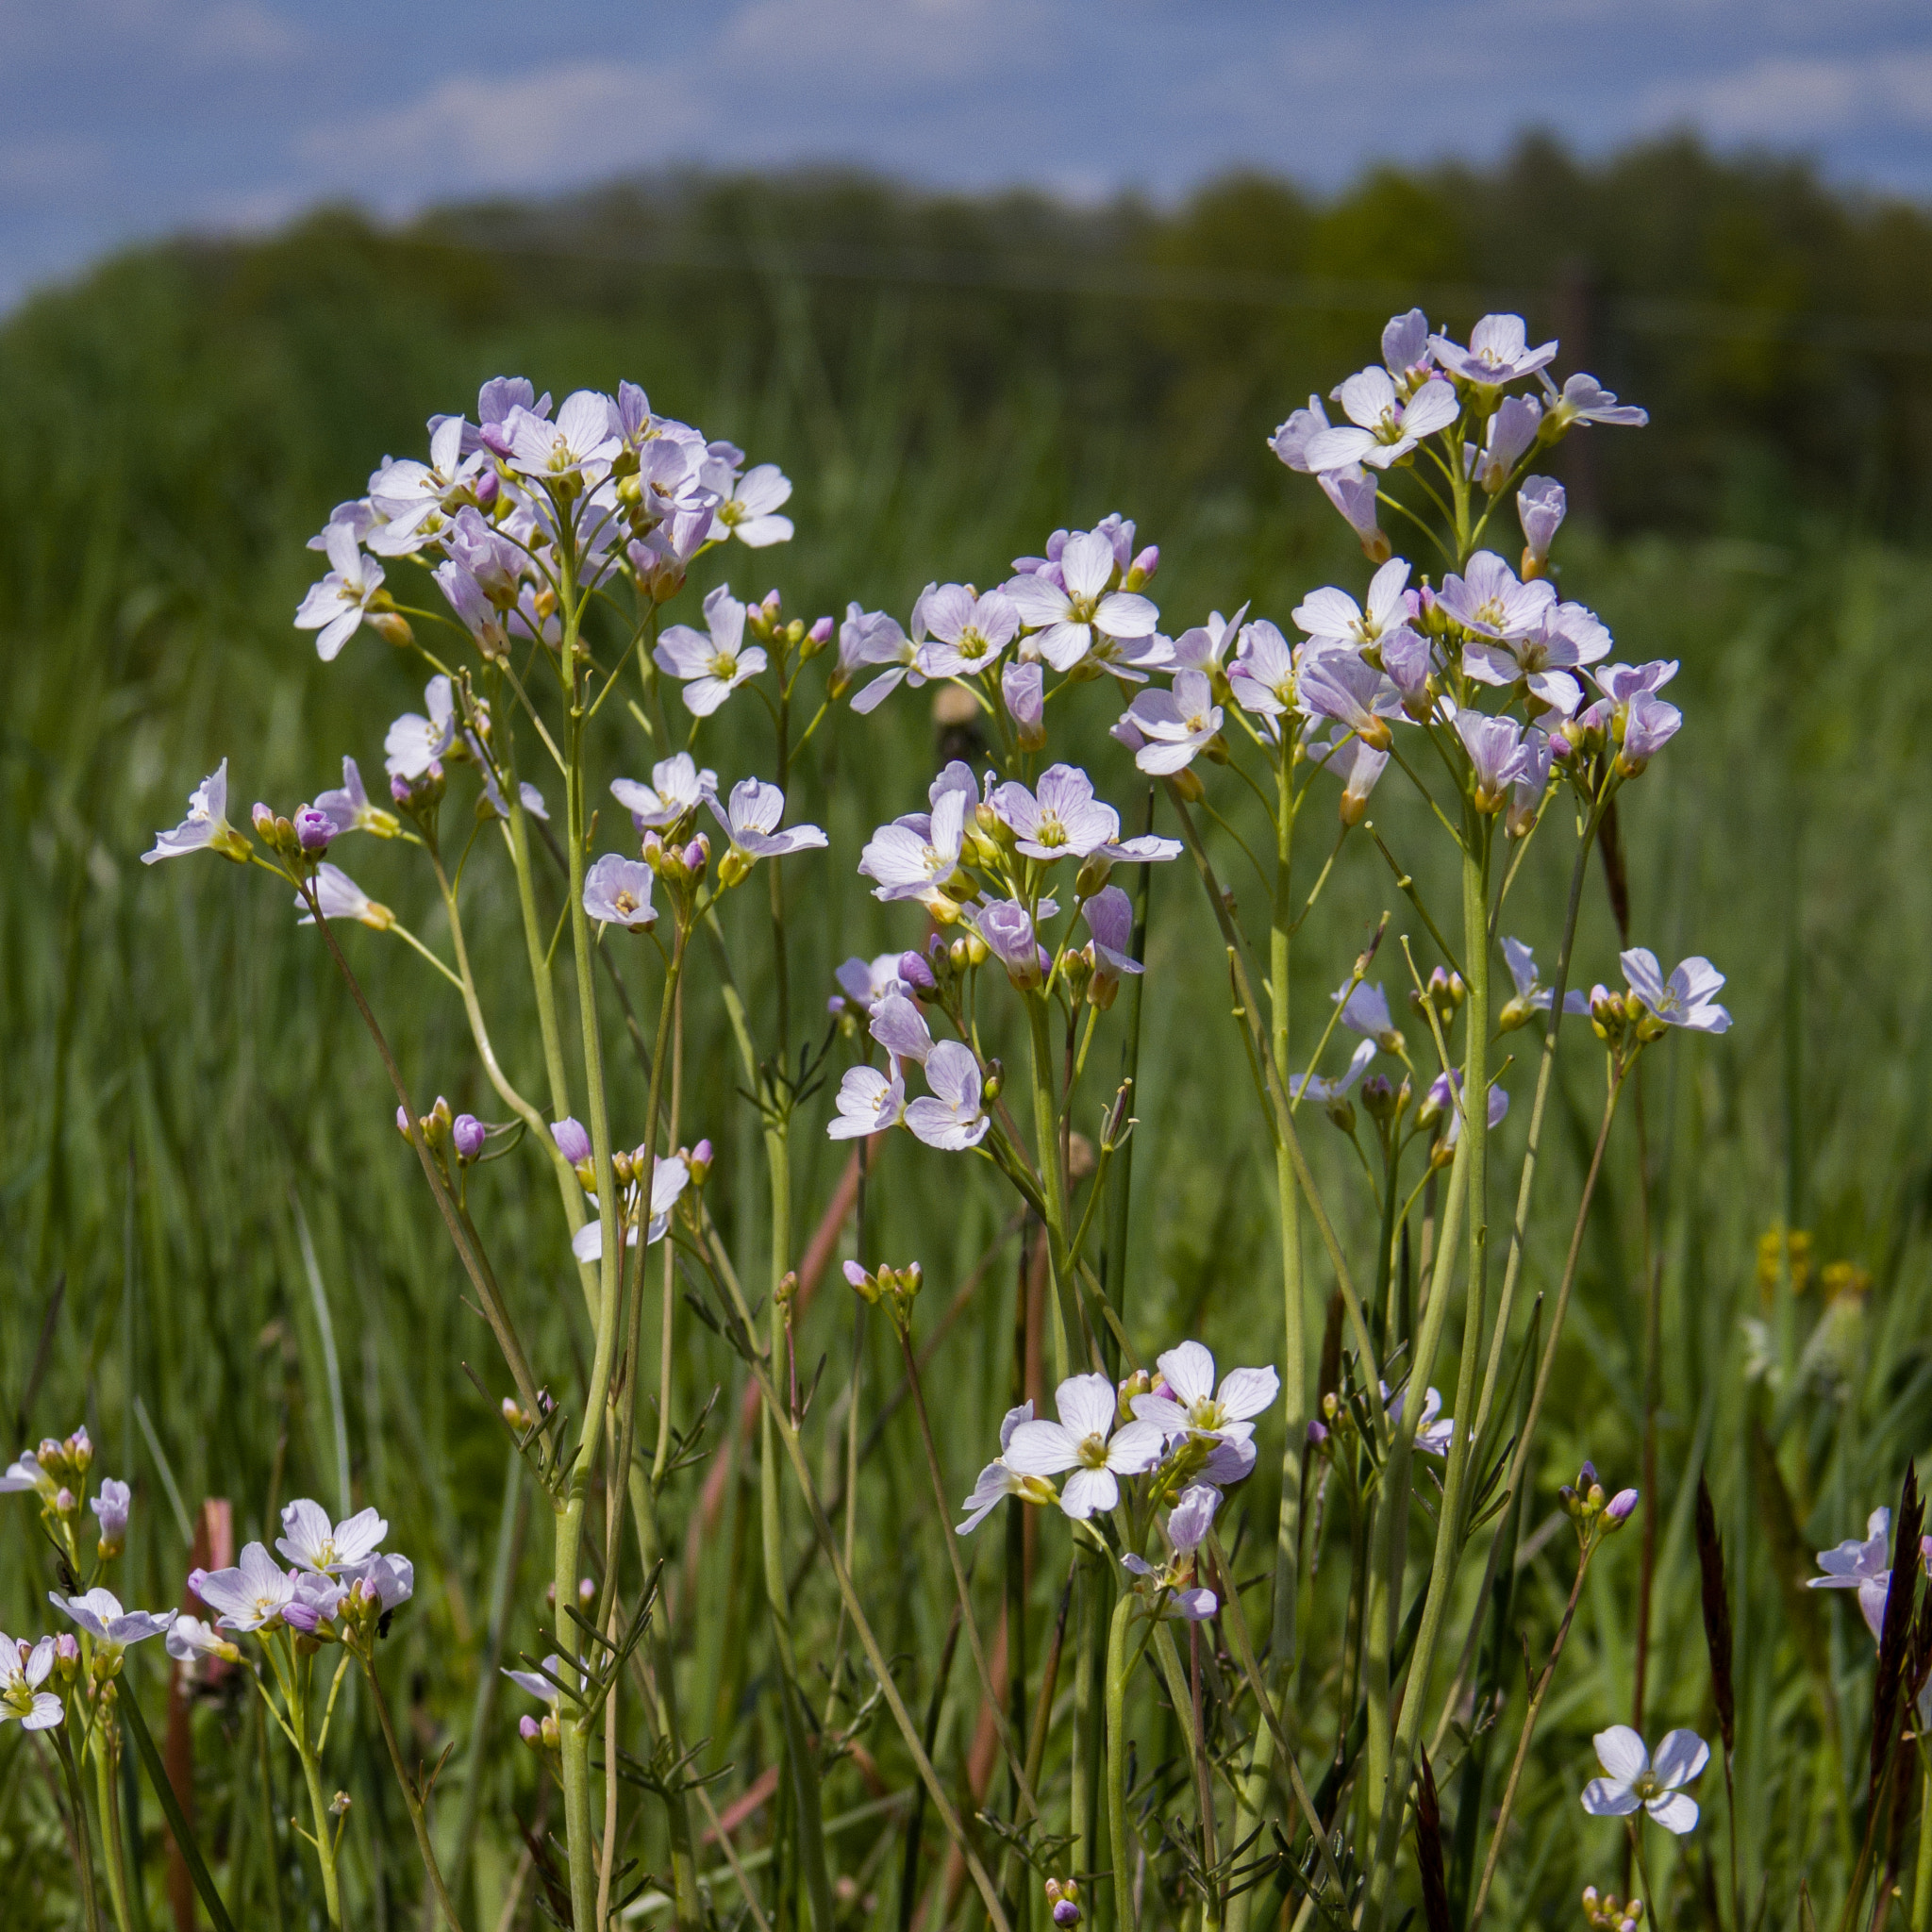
[1,234,1929,1931]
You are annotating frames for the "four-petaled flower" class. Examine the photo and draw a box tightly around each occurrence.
[956,1404,1051,1534]
[1431,313,1558,387]
[1581,1726,1707,1835]
[1121,1483,1222,1620]
[193,1542,298,1633]
[276,1499,388,1575]
[1005,529,1159,673]
[584,855,658,932]
[1808,1507,1894,1639]
[906,1041,990,1150]
[916,586,1020,679]
[827,1066,906,1141]
[1304,366,1459,473]
[385,676,457,781]
[1621,949,1730,1035]
[1004,1374,1167,1520]
[295,523,387,662]
[709,462,794,547]
[657,587,769,717]
[612,754,715,831]
[1132,1341,1279,1446]
[708,778,828,864]
[144,760,249,865]
[49,1589,175,1655]
[1123,670,1223,774]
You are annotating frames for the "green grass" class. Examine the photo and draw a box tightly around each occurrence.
[1,216,1931,1932]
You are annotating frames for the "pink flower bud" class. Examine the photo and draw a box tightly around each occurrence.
[1129,544,1158,581]
[294,806,335,853]
[519,1714,542,1746]
[475,468,500,507]
[252,802,276,839]
[551,1118,591,1165]
[453,1113,486,1163]
[395,1105,411,1137]
[56,1634,79,1666]
[808,615,834,645]
[682,835,709,874]
[1606,1488,1639,1522]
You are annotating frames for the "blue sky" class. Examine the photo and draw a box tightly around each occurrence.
[5,0,1931,308]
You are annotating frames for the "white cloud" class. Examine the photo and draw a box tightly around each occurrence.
[298,60,715,208]
[1643,49,1932,141]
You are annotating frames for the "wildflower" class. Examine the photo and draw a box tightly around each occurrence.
[708,461,794,547]
[1319,465,1390,560]
[1293,558,1413,650]
[1268,394,1331,473]
[831,954,911,1018]
[858,767,975,906]
[294,523,387,661]
[1005,1373,1167,1520]
[1005,528,1159,672]
[991,765,1121,861]
[1335,980,1403,1053]
[551,1118,592,1166]
[1618,691,1682,773]
[570,1154,691,1261]
[92,1478,130,1557]
[656,587,768,716]
[1304,365,1459,473]
[385,676,457,782]
[1082,885,1142,1008]
[441,503,525,604]
[1430,314,1557,387]
[1004,660,1047,749]
[295,863,395,931]
[1580,1727,1707,1834]
[1307,730,1391,824]
[452,1114,486,1163]
[0,1638,60,1731]
[915,586,1020,679]
[1299,652,1403,753]
[1518,475,1566,574]
[1291,1036,1377,1107]
[164,1617,240,1667]
[1475,394,1542,493]
[1123,670,1223,774]
[1122,1483,1222,1619]
[1172,604,1251,679]
[51,1589,175,1656]
[583,854,658,932]
[349,1553,415,1614]
[1541,372,1649,432]
[871,992,936,1065]
[611,754,715,835]
[1384,1381,1456,1457]
[1424,1068,1510,1144]
[1200,1435,1258,1489]
[504,1656,566,1708]
[708,778,827,882]
[1498,937,1554,1027]
[1132,1341,1279,1446]
[1456,709,1534,811]
[827,1066,907,1141]
[1438,550,1556,641]
[504,390,621,486]
[1228,620,1300,720]
[312,757,398,842]
[1465,600,1610,715]
[1621,949,1731,1035]
[367,418,477,556]
[905,1041,990,1151]
[143,760,250,865]
[282,1571,346,1635]
[277,1499,388,1575]
[1808,1507,1893,1638]
[977,899,1047,991]
[1507,727,1553,836]
[849,607,926,715]
[957,1404,1057,1533]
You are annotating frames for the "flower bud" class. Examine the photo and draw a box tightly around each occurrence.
[329,1790,352,1818]
[551,1118,591,1166]
[519,1714,543,1749]
[368,612,415,650]
[682,834,709,876]
[688,1139,713,1185]
[252,802,276,841]
[503,1396,531,1432]
[55,1634,80,1681]
[898,949,938,993]
[1307,1418,1329,1444]
[294,806,335,853]
[1125,544,1159,588]
[1074,853,1113,901]
[475,467,500,508]
[396,1105,411,1139]
[578,1577,596,1605]
[453,1113,486,1164]
[55,1487,76,1519]
[806,615,834,651]
[1603,1488,1638,1525]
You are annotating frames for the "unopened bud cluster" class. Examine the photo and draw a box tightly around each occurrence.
[844,1258,923,1332]
[1582,1888,1644,1932]
[1559,1461,1638,1543]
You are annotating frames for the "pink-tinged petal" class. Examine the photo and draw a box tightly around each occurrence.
[736,514,794,548]
[1105,1421,1167,1474]
[1592,1724,1649,1784]
[1401,379,1459,439]
[999,1402,1034,1451]
[1217,1366,1281,1421]
[1859,1575,1891,1641]
[1058,1467,1120,1521]
[1291,586,1365,640]
[1644,1791,1700,1834]
[1005,1421,1080,1476]
[1158,1341,1216,1407]
[1059,530,1117,603]
[1303,426,1379,472]
[1094,591,1158,639]
[1130,1394,1193,1434]
[1056,1373,1118,1441]
[1006,574,1073,627]
[1037,621,1094,672]
[23,1692,63,1731]
[1580,1778,1641,1817]
[1650,1729,1709,1790]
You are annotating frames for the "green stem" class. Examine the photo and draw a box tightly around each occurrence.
[1909,1740,1931,1932]
[54,1723,106,1932]
[1025,994,1078,1383]
[365,1657,467,1930]
[92,1714,134,1932]
[1106,1592,1138,1932]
